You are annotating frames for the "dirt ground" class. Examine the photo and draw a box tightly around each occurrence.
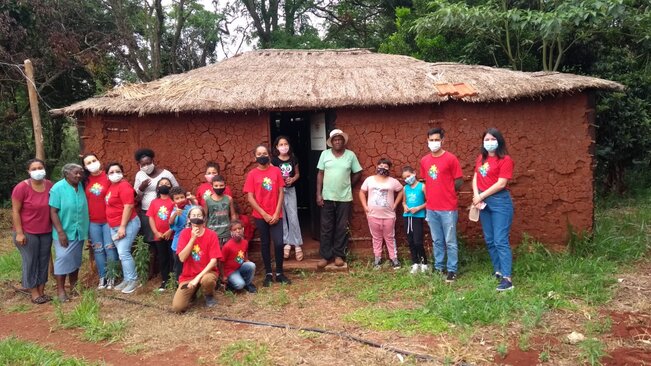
[1,219,650,365]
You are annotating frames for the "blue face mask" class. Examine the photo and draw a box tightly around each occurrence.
[405,175,416,185]
[484,140,499,152]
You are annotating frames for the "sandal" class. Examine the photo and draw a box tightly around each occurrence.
[295,247,304,261]
[283,245,291,259]
[42,294,52,302]
[31,296,48,305]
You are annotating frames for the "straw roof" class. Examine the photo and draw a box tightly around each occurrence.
[53,49,623,116]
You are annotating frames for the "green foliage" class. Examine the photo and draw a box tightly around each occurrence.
[105,259,121,282]
[0,250,22,281]
[218,340,271,366]
[55,290,127,343]
[345,307,448,334]
[579,338,607,366]
[133,235,150,285]
[0,337,97,366]
[496,343,508,358]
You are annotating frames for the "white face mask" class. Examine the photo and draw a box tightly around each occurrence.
[108,173,123,183]
[29,169,46,181]
[140,164,155,175]
[86,161,101,174]
[484,140,499,152]
[428,141,441,152]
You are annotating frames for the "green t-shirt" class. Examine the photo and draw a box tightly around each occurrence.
[317,149,363,202]
[49,179,89,241]
[206,194,231,239]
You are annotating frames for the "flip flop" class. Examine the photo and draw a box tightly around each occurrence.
[42,294,52,302]
[283,245,291,259]
[295,247,304,261]
[31,296,48,305]
[57,294,70,303]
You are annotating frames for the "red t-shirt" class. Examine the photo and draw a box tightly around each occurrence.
[239,214,255,241]
[242,166,285,219]
[220,238,249,277]
[146,197,174,240]
[176,228,222,283]
[475,155,514,192]
[196,182,232,207]
[85,172,110,223]
[420,151,463,211]
[11,179,53,234]
[105,180,137,227]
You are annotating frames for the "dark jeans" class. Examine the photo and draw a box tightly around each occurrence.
[254,219,284,274]
[172,253,183,283]
[404,216,427,265]
[153,239,173,284]
[319,200,351,260]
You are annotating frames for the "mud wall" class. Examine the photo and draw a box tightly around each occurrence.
[337,93,594,248]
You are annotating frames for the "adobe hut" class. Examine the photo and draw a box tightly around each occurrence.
[54,49,622,252]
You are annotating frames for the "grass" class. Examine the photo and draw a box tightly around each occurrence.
[344,307,448,334]
[5,303,30,313]
[0,250,21,281]
[55,290,127,343]
[218,340,271,366]
[0,336,98,365]
[579,338,607,366]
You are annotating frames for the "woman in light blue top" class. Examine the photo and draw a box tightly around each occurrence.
[50,163,89,302]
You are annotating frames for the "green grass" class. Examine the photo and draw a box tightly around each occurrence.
[0,336,98,365]
[218,340,271,366]
[5,304,30,313]
[55,291,127,343]
[0,250,21,281]
[579,338,607,366]
[345,307,448,334]
[133,235,150,285]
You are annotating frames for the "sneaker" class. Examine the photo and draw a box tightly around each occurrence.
[373,257,382,270]
[410,264,420,274]
[275,273,292,285]
[121,281,141,294]
[496,278,514,291]
[97,277,107,290]
[157,282,166,292]
[205,295,217,308]
[494,272,503,281]
[445,272,457,283]
[245,283,258,293]
[420,264,430,273]
[113,280,128,291]
[106,278,114,290]
[392,259,401,270]
[263,274,273,287]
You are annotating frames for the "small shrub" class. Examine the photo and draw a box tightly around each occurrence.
[218,340,271,366]
[133,235,150,285]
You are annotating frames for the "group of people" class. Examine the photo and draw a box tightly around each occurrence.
[10,126,514,311]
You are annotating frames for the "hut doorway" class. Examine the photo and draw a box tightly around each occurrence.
[270,111,333,242]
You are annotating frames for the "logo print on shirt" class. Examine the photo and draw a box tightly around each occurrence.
[235,249,245,265]
[371,187,390,208]
[262,177,273,191]
[191,244,202,261]
[90,183,103,196]
[279,162,292,178]
[157,206,169,221]
[428,165,438,180]
[479,162,490,177]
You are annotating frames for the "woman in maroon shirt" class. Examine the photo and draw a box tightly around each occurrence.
[11,159,53,304]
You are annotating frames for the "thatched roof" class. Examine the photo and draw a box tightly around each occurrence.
[53,49,623,116]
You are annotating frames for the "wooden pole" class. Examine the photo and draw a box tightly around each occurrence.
[24,59,45,161]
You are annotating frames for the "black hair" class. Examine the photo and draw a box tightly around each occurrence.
[26,158,45,170]
[481,127,509,162]
[211,174,225,184]
[402,165,415,173]
[105,162,124,174]
[205,161,221,174]
[271,135,295,158]
[377,158,393,168]
[427,127,445,138]
[253,144,268,156]
[155,177,172,198]
[169,186,185,198]
[134,148,155,162]
[81,153,99,187]
[230,219,243,229]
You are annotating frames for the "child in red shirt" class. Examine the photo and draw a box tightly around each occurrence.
[146,178,175,290]
[221,220,257,293]
[196,161,232,207]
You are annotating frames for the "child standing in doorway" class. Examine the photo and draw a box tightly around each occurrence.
[401,166,428,274]
[271,136,304,261]
[359,158,404,269]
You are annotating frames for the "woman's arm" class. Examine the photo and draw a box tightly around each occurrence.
[11,198,25,245]
[290,163,300,184]
[247,192,271,221]
[478,178,508,200]
[50,207,68,247]
[271,188,284,224]
[358,189,369,214]
[116,204,134,239]
[228,197,238,222]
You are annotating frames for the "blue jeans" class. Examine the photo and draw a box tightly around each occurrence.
[89,222,118,278]
[110,216,141,282]
[227,261,256,290]
[426,210,459,273]
[479,190,514,277]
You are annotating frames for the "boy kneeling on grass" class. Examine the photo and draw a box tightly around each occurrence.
[221,220,257,293]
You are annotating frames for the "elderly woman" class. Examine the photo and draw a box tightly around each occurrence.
[11,159,53,304]
[133,148,178,244]
[50,163,89,302]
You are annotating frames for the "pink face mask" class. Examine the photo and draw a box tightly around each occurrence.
[205,174,215,183]
[278,146,289,154]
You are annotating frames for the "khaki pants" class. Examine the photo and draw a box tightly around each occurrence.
[172,272,217,313]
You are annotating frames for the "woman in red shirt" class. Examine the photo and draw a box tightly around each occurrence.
[471,128,515,292]
[83,154,118,290]
[105,162,141,294]
[172,206,223,312]
[11,159,53,304]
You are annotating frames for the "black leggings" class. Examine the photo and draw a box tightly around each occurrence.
[154,239,173,284]
[404,216,427,264]
[255,219,284,274]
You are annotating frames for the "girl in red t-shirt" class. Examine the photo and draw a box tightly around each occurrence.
[146,178,175,291]
[471,128,515,292]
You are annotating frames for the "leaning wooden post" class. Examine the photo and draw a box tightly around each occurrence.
[24,59,45,161]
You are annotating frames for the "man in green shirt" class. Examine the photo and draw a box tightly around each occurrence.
[316,129,362,268]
